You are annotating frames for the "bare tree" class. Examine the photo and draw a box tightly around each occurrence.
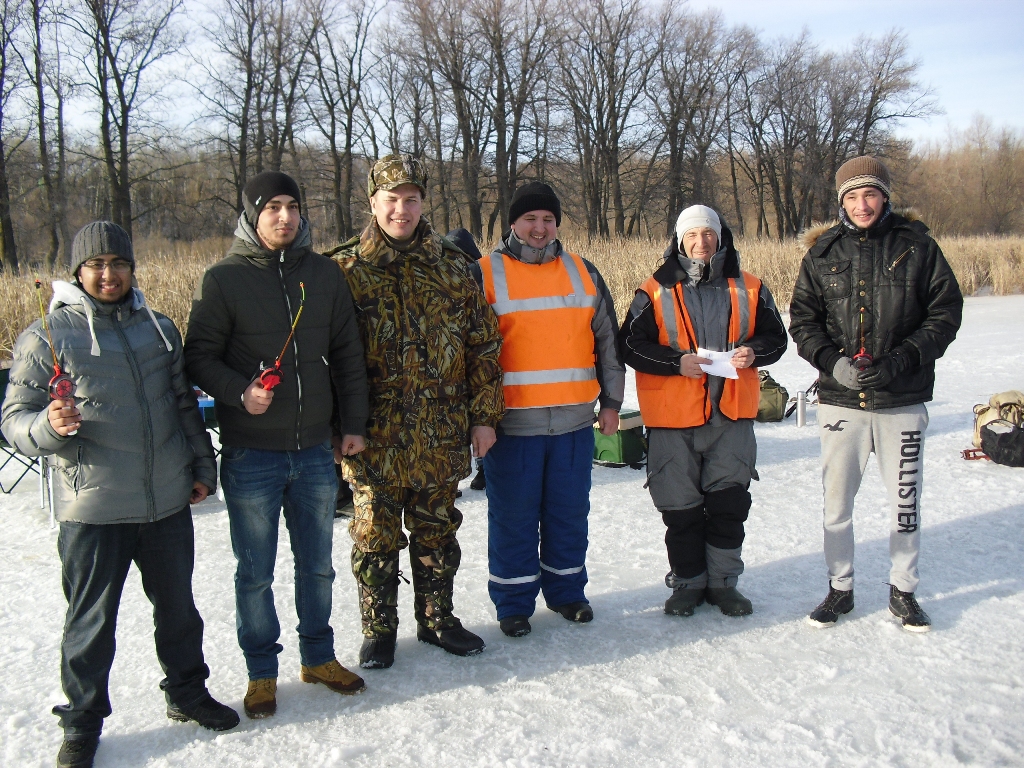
[0,0,23,271]
[69,0,184,239]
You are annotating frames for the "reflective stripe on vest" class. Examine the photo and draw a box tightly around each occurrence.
[635,271,762,428]
[480,251,601,409]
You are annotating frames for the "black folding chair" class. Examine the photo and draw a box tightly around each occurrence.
[0,367,44,496]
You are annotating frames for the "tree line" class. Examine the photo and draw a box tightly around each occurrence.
[0,0,1020,274]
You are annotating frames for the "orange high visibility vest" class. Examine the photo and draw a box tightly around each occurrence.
[635,271,762,428]
[479,250,601,409]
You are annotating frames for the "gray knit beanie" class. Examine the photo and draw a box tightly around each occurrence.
[71,221,134,275]
[835,156,892,204]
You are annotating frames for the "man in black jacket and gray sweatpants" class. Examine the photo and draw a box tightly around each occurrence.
[789,156,963,632]
[185,171,370,717]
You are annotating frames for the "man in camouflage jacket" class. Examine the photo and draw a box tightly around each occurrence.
[329,155,504,669]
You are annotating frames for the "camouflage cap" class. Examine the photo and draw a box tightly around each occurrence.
[368,154,428,198]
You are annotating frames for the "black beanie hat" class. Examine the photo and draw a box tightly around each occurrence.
[508,181,561,227]
[71,221,134,275]
[445,228,482,260]
[242,171,302,222]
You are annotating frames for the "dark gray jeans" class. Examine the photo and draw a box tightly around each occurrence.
[54,507,209,736]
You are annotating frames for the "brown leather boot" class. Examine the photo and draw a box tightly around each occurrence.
[300,659,366,694]
[243,678,277,719]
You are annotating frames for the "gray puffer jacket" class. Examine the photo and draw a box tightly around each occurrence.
[1,281,216,524]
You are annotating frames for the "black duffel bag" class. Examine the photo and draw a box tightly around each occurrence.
[980,419,1024,467]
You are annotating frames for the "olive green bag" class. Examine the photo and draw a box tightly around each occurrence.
[756,370,789,423]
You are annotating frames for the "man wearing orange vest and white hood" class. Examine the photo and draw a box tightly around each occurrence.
[472,182,625,638]
[618,205,787,618]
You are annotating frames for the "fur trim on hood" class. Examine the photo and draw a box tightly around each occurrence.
[49,280,173,357]
[799,207,921,250]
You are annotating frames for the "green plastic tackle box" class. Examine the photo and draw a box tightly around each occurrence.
[593,409,646,467]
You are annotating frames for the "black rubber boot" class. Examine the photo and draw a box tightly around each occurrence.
[469,468,486,491]
[665,587,705,617]
[417,620,485,656]
[166,693,240,731]
[706,586,753,616]
[807,586,854,628]
[359,634,398,669]
[889,585,931,633]
[57,736,99,768]
[352,548,401,668]
[499,616,531,637]
[546,601,594,622]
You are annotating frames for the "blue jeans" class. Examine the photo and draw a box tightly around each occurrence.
[484,427,594,619]
[220,441,338,680]
[54,507,209,737]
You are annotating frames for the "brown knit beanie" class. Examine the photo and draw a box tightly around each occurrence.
[835,156,892,204]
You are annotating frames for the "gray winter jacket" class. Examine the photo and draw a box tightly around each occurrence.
[1,281,216,524]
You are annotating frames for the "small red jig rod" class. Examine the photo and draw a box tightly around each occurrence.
[258,282,306,390]
[35,280,76,400]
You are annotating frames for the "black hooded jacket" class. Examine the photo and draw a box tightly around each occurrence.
[788,211,963,410]
[184,216,369,450]
[617,220,788,416]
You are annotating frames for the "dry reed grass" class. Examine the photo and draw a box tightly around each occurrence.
[1,232,1021,362]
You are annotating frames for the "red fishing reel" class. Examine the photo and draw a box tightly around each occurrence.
[852,349,874,371]
[49,371,77,400]
[258,366,282,391]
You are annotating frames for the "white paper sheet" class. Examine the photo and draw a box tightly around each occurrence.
[696,347,739,379]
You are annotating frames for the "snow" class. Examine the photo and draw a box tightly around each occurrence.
[2,295,1024,767]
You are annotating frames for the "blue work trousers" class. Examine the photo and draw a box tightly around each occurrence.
[220,441,338,680]
[484,427,594,619]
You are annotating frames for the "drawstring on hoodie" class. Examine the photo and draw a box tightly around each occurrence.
[49,280,173,356]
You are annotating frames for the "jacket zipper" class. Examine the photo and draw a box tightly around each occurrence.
[114,307,158,521]
[279,251,303,449]
[889,248,912,274]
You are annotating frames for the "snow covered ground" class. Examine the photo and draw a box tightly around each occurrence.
[2,295,1023,767]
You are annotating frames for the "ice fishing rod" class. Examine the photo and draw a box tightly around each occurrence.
[852,307,873,370]
[258,282,306,391]
[35,280,76,400]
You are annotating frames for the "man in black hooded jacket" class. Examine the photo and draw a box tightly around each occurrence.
[789,156,962,633]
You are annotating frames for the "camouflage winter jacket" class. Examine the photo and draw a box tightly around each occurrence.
[329,218,504,489]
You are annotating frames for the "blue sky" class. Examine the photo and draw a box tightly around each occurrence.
[687,0,1024,145]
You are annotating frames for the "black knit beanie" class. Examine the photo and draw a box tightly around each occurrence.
[508,181,561,226]
[71,221,134,275]
[242,171,302,223]
[446,228,482,260]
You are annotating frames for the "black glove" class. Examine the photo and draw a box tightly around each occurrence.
[857,347,913,389]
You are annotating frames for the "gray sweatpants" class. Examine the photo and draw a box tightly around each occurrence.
[818,402,928,593]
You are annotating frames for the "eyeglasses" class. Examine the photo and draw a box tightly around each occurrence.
[80,259,133,273]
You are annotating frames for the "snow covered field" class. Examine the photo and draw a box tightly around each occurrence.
[2,295,1023,767]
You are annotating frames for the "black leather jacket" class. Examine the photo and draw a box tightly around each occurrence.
[789,211,963,410]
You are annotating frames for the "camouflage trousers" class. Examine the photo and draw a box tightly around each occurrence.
[344,467,464,638]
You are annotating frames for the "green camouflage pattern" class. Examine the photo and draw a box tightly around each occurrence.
[345,475,464,634]
[367,154,428,197]
[351,548,400,638]
[330,217,504,489]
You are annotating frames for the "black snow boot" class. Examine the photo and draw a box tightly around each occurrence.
[889,586,931,633]
[469,468,486,491]
[499,615,531,637]
[166,694,240,731]
[359,634,398,669]
[807,586,854,627]
[706,586,753,616]
[547,601,594,623]
[57,735,99,768]
[665,587,705,617]
[417,620,485,656]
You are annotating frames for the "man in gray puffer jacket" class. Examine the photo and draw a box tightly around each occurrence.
[1,222,238,768]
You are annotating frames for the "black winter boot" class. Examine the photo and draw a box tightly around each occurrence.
[665,587,705,617]
[807,586,854,627]
[411,538,485,656]
[352,548,401,668]
[889,585,931,633]
[57,735,99,768]
[706,586,753,616]
[469,468,486,491]
[546,602,594,622]
[166,693,240,731]
[499,616,531,637]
